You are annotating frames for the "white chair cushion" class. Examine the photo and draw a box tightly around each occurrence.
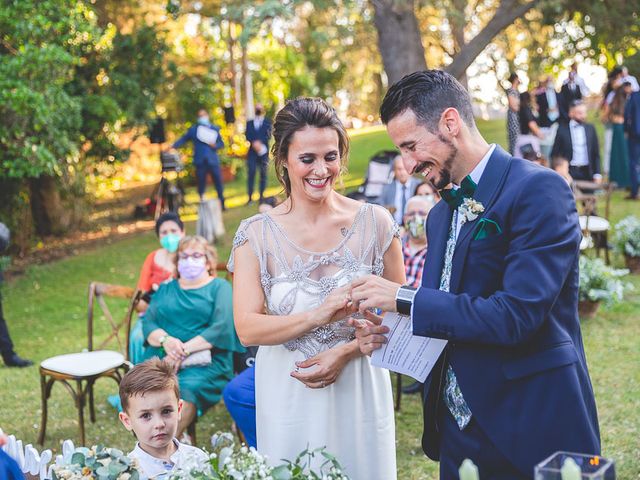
[579,215,610,233]
[40,350,125,377]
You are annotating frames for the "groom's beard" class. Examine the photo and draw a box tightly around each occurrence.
[432,134,457,190]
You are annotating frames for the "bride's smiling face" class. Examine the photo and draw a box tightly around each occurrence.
[286,126,341,202]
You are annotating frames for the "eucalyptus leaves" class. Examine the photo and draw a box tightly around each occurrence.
[578,256,631,306]
[51,445,140,480]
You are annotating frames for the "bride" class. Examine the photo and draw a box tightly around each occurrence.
[228,97,404,480]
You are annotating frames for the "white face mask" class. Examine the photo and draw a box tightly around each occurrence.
[197,115,210,125]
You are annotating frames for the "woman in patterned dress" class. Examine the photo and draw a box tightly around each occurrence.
[228,98,405,480]
[506,73,521,154]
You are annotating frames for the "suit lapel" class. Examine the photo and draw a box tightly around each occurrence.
[449,146,512,293]
[422,202,452,289]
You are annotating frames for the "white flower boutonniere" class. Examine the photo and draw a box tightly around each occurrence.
[458,198,484,225]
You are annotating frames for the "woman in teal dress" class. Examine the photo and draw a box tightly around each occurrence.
[142,235,244,437]
[607,85,632,188]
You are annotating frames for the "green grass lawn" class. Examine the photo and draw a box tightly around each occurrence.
[1,120,639,479]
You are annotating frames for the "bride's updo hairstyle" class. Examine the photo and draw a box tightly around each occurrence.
[271,97,349,198]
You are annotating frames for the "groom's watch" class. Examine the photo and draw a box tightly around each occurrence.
[396,285,418,315]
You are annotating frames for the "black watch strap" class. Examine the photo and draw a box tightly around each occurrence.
[396,285,418,315]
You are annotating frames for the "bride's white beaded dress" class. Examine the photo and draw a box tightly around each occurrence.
[229,203,399,480]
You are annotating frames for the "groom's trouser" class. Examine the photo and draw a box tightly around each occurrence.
[438,405,529,480]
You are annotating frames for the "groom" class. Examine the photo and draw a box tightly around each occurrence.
[350,70,600,478]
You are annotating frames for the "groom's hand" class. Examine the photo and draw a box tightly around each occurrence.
[349,310,390,356]
[350,275,401,313]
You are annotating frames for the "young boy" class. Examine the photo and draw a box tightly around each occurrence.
[119,358,209,479]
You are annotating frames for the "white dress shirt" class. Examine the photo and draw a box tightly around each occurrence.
[253,116,264,131]
[569,120,589,167]
[129,439,209,480]
[453,144,495,238]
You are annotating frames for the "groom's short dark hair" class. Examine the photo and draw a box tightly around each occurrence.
[380,70,475,132]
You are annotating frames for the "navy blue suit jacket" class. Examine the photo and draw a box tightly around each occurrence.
[245,118,272,161]
[414,146,600,475]
[172,123,225,166]
[624,91,640,139]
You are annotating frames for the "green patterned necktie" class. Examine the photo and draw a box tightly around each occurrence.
[440,209,473,430]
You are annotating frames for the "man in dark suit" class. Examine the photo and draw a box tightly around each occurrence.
[350,71,600,479]
[551,100,602,182]
[536,76,560,127]
[558,71,583,122]
[0,223,32,368]
[625,91,640,199]
[375,155,421,224]
[172,108,226,208]
[245,104,272,204]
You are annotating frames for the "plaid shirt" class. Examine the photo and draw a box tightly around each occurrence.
[402,236,428,288]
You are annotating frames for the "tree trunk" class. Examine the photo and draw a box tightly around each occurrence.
[29,176,72,236]
[447,0,468,89]
[445,0,539,80]
[241,43,254,120]
[227,21,241,134]
[371,0,427,86]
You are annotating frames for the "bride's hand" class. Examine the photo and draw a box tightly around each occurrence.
[313,286,357,326]
[290,343,356,388]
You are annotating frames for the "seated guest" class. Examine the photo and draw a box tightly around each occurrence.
[130,212,185,366]
[222,365,257,448]
[143,236,244,439]
[414,180,441,203]
[523,149,548,168]
[400,195,435,395]
[514,91,545,157]
[376,155,421,224]
[551,100,602,182]
[119,358,209,479]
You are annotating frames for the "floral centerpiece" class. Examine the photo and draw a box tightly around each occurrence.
[613,215,640,273]
[51,445,140,480]
[578,256,631,318]
[171,432,349,480]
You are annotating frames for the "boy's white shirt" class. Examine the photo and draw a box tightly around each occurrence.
[129,438,209,479]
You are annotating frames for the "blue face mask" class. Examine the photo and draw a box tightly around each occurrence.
[160,233,181,253]
[197,116,209,125]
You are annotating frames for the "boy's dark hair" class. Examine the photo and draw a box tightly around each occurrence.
[380,70,475,133]
[119,358,180,412]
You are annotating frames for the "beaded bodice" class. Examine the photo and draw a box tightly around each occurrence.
[229,203,399,358]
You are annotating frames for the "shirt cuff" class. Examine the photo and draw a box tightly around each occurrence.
[410,286,420,332]
[593,173,603,180]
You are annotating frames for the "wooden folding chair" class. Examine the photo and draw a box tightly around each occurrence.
[38,283,141,445]
[574,181,615,263]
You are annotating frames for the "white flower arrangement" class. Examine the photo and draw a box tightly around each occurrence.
[579,256,632,305]
[613,215,640,257]
[171,432,350,480]
[51,445,140,480]
[458,198,484,225]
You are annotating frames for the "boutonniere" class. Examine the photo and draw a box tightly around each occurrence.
[459,198,484,225]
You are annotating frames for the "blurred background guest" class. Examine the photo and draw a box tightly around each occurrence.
[0,223,31,368]
[376,155,421,224]
[559,67,584,122]
[601,67,624,177]
[606,82,633,189]
[536,76,560,128]
[514,91,545,158]
[171,108,226,208]
[413,180,440,203]
[245,103,272,205]
[551,100,601,182]
[506,73,521,154]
